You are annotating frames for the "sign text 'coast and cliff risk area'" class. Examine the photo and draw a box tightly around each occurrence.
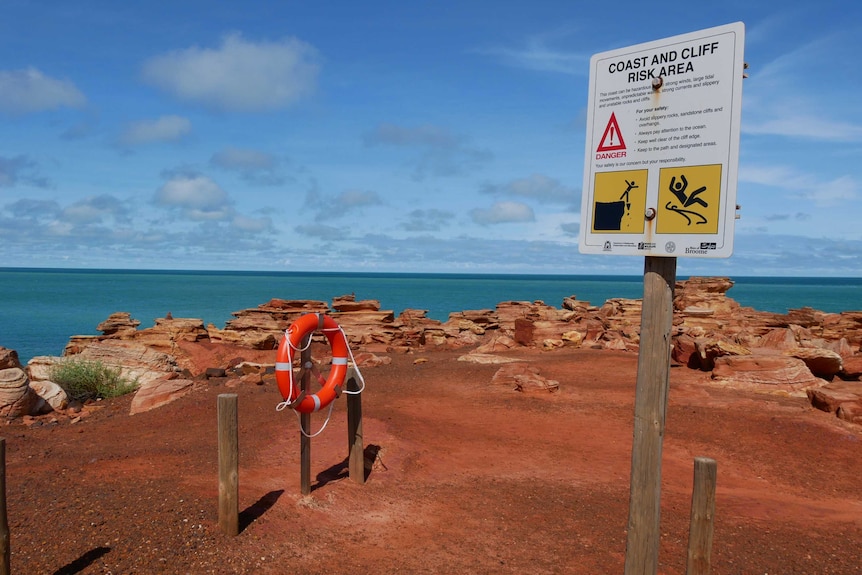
[579,22,745,258]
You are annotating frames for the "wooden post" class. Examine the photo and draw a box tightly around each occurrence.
[300,335,312,495]
[217,394,239,536]
[686,457,718,575]
[346,369,365,484]
[624,256,677,575]
[0,437,10,575]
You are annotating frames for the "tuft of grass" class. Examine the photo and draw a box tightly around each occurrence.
[49,358,138,401]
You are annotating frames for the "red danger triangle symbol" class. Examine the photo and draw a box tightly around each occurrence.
[597,112,626,152]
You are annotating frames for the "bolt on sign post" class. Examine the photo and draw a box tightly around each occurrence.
[578,22,745,575]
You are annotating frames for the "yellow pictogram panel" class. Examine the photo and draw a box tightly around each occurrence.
[591,169,648,234]
[657,164,722,234]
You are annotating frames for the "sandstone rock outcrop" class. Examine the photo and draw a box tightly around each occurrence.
[131,317,209,350]
[785,347,843,380]
[72,340,180,387]
[351,352,392,368]
[490,363,560,394]
[332,295,397,350]
[458,352,522,365]
[27,355,63,383]
[97,312,140,336]
[28,379,69,412]
[807,382,862,412]
[15,276,860,422]
[17,355,71,413]
[66,315,208,358]
[0,347,21,371]
[842,355,862,380]
[0,347,44,417]
[711,354,822,395]
[129,375,196,415]
[208,298,329,349]
[332,295,381,312]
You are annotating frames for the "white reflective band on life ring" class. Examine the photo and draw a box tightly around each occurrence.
[275,362,292,371]
[312,394,322,412]
[332,357,348,365]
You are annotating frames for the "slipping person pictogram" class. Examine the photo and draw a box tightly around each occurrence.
[665,174,708,225]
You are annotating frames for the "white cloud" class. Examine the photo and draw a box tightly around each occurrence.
[141,33,320,112]
[155,173,232,221]
[743,114,862,142]
[364,122,492,179]
[807,175,858,207]
[211,147,277,170]
[210,146,285,186]
[0,67,86,114]
[119,115,191,146]
[751,32,834,89]
[560,222,580,236]
[482,173,578,205]
[295,223,349,240]
[470,201,535,225]
[477,27,588,75]
[62,195,131,225]
[231,214,272,233]
[0,155,51,188]
[0,193,136,246]
[335,189,382,208]
[482,44,586,75]
[740,164,858,207]
[402,208,455,232]
[744,12,799,47]
[4,198,61,220]
[364,123,460,148]
[742,31,862,143]
[738,165,799,187]
[305,187,383,222]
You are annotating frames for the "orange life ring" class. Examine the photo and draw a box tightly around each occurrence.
[275,313,349,413]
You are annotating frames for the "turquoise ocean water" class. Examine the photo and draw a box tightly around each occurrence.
[1,268,860,364]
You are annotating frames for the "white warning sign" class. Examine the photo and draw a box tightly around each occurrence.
[579,22,745,259]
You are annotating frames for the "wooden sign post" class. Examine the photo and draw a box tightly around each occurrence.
[624,256,676,575]
[686,457,718,575]
[0,437,9,575]
[300,335,312,495]
[346,369,365,484]
[580,23,744,574]
[217,393,239,536]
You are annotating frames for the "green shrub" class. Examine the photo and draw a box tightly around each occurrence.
[50,359,138,400]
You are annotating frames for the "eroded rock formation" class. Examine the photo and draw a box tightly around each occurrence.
[7,277,861,420]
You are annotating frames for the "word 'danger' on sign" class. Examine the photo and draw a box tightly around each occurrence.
[579,22,745,259]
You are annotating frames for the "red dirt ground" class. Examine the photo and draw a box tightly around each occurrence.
[5,345,862,574]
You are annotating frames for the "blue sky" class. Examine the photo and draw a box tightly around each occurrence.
[1,1,860,276]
